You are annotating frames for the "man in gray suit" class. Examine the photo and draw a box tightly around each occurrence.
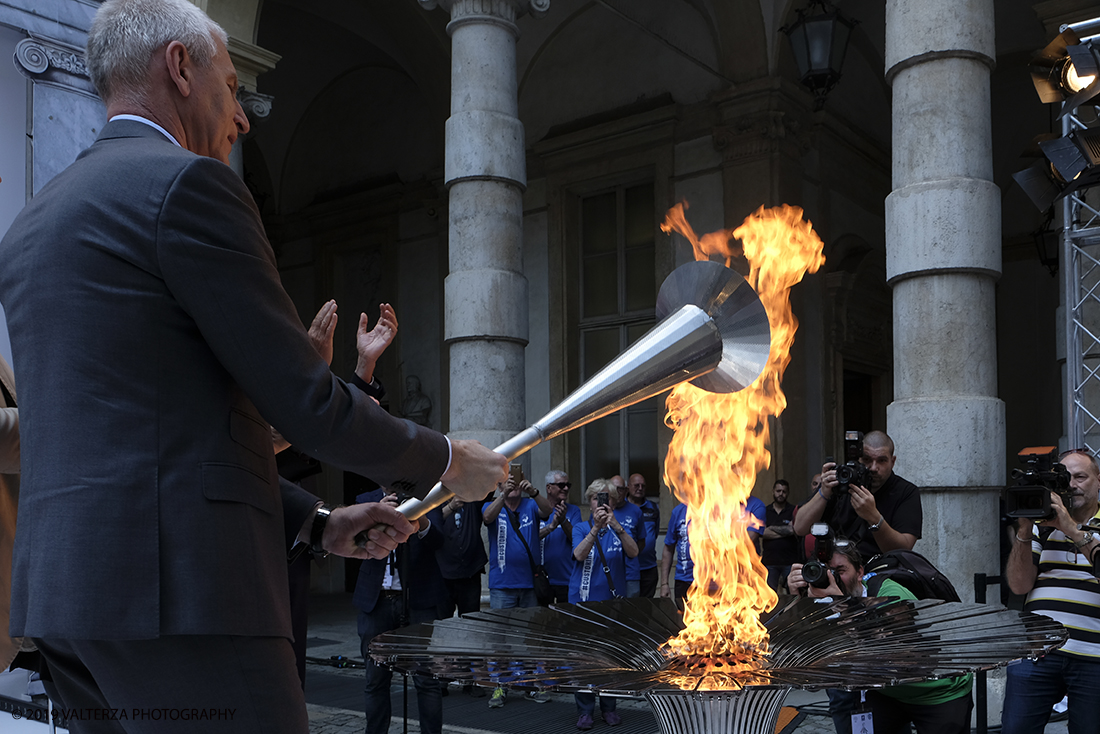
[0,0,505,730]
[0,354,20,674]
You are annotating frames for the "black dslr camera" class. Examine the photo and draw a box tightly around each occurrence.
[801,523,838,590]
[1004,447,1072,520]
[826,430,873,493]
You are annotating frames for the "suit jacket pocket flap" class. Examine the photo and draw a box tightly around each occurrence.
[229,408,271,459]
[202,462,278,515]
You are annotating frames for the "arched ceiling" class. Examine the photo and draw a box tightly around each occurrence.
[517,0,727,144]
[253,0,450,214]
[247,0,1052,219]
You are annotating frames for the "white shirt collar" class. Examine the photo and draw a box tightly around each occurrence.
[108,114,182,148]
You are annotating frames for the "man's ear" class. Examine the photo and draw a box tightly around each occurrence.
[164,40,192,98]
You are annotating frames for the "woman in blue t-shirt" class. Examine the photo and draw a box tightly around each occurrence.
[569,478,639,729]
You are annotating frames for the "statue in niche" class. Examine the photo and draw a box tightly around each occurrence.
[401,375,432,427]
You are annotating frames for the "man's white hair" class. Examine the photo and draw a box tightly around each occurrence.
[545,469,567,485]
[86,0,228,102]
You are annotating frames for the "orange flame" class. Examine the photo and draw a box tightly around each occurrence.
[659,202,825,689]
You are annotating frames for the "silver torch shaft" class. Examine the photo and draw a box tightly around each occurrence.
[394,258,772,522]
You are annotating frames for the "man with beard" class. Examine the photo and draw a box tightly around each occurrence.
[762,479,798,593]
[1003,449,1100,733]
[793,431,921,560]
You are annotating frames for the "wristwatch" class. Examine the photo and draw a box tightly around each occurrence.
[868,516,884,532]
[1073,531,1100,548]
[310,503,337,558]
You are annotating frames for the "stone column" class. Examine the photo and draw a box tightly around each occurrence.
[884,0,1004,599]
[420,0,547,452]
[13,35,104,193]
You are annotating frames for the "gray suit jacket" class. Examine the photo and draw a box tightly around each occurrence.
[0,354,20,667]
[0,120,449,640]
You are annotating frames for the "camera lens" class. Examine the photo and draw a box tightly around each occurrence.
[802,560,832,589]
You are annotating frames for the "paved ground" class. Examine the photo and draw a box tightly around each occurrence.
[302,594,1069,734]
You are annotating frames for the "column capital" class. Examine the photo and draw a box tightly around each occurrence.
[238,90,274,126]
[15,35,97,98]
[420,0,549,29]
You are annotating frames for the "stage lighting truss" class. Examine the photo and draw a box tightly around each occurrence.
[1015,12,1100,461]
[1062,105,1100,455]
[1014,19,1100,212]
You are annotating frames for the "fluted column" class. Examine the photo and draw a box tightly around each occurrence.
[422,0,547,450]
[884,0,1004,600]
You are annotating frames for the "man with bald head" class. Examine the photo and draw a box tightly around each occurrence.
[609,474,644,597]
[793,431,922,561]
[626,473,660,597]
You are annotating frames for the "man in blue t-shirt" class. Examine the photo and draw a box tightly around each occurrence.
[539,469,582,604]
[482,473,551,708]
[627,473,660,597]
[745,494,766,557]
[610,475,645,597]
[660,503,693,611]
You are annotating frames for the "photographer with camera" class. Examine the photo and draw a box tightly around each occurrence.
[1002,448,1100,733]
[788,530,972,734]
[793,430,921,560]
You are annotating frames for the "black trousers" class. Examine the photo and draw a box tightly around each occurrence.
[673,579,691,612]
[36,635,307,734]
[639,567,658,598]
[440,573,482,617]
[867,690,972,734]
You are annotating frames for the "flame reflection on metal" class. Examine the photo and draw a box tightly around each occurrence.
[370,596,1066,694]
[394,261,770,522]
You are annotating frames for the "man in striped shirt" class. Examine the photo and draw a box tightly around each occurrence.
[1003,449,1100,733]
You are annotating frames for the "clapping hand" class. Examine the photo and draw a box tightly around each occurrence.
[355,303,398,383]
[307,300,338,366]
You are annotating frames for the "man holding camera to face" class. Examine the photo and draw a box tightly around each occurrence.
[1002,448,1100,734]
[793,430,922,560]
[482,467,552,708]
[788,534,972,734]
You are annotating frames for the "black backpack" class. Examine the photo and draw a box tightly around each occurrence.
[863,549,961,602]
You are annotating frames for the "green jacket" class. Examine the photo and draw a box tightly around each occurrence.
[871,578,974,705]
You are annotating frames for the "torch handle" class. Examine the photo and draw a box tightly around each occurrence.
[353,427,543,549]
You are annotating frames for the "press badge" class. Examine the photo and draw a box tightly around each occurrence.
[851,711,873,733]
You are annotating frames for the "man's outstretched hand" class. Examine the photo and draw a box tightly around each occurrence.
[442,439,508,502]
[322,502,417,559]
